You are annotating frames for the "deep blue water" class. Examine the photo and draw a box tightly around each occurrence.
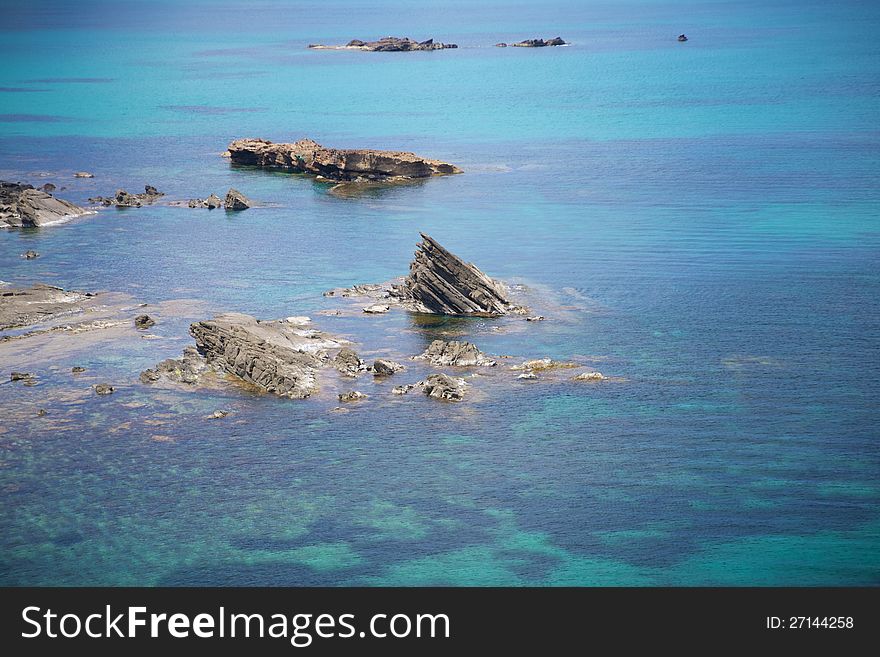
[0,0,878,585]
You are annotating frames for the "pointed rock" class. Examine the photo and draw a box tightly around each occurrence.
[397,233,513,315]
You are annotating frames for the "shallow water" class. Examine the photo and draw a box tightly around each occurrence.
[1,0,878,585]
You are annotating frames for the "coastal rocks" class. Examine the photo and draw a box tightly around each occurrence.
[363,304,390,314]
[517,372,537,380]
[394,233,514,315]
[40,183,56,192]
[134,314,155,330]
[370,359,404,376]
[206,410,229,419]
[334,347,364,377]
[140,346,211,385]
[94,383,114,395]
[309,36,458,52]
[678,34,688,42]
[526,315,545,322]
[74,172,94,178]
[227,138,461,181]
[22,250,39,259]
[89,185,164,208]
[188,193,223,209]
[574,371,606,381]
[392,384,416,395]
[511,358,577,372]
[338,390,368,402]
[421,373,468,401]
[413,340,496,367]
[189,313,326,398]
[72,366,86,373]
[0,284,94,330]
[511,37,566,47]
[1,181,89,228]
[224,188,250,210]
[10,371,34,382]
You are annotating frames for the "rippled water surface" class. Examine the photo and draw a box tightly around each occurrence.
[1,0,878,585]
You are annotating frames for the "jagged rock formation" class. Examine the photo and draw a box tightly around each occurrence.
[89,185,164,207]
[511,37,566,47]
[188,194,223,209]
[225,188,250,210]
[309,37,458,51]
[393,233,514,315]
[334,347,364,377]
[187,313,333,399]
[413,340,496,366]
[140,346,210,385]
[227,138,461,181]
[421,373,468,401]
[370,359,404,376]
[1,181,89,227]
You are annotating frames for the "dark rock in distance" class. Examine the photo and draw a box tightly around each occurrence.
[134,314,155,330]
[22,250,39,259]
[678,34,688,42]
[510,37,566,47]
[224,188,250,210]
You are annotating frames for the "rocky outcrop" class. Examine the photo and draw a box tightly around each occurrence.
[370,359,404,376]
[678,34,688,42]
[89,185,164,208]
[309,36,458,52]
[413,340,496,367]
[187,193,223,209]
[574,371,606,381]
[187,313,336,399]
[227,138,461,181]
[134,314,155,330]
[1,181,89,228]
[511,37,566,47]
[338,390,368,402]
[0,284,95,330]
[511,358,577,372]
[334,347,364,376]
[392,233,514,315]
[74,172,94,178]
[224,188,250,210]
[140,346,211,385]
[421,373,468,401]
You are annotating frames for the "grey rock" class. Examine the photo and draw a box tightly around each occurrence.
[310,36,458,52]
[678,34,688,42]
[71,366,86,373]
[10,371,34,381]
[0,284,92,330]
[371,359,404,376]
[392,384,415,395]
[334,347,363,376]
[227,138,461,182]
[140,346,210,385]
[94,383,114,395]
[394,233,513,315]
[413,339,496,367]
[511,37,566,47]
[1,181,88,227]
[421,373,468,401]
[224,188,250,210]
[22,250,39,259]
[338,390,368,402]
[89,185,163,208]
[40,183,56,192]
[204,193,222,209]
[74,172,94,178]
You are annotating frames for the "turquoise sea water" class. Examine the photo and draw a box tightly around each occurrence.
[1,0,878,585]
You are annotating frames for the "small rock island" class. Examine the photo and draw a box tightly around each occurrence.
[308,36,458,51]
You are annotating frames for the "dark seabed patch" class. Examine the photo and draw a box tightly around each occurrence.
[160,105,267,115]
[0,87,50,93]
[21,77,114,84]
[0,114,75,123]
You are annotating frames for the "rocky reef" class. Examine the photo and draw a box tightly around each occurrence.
[1,181,89,228]
[89,185,164,208]
[227,138,461,182]
[510,37,566,47]
[0,284,97,330]
[309,36,457,51]
[413,340,497,367]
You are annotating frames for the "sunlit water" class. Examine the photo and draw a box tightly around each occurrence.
[1,0,878,585]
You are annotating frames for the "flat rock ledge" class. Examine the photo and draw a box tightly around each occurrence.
[1,181,89,228]
[227,138,461,182]
[510,37,566,47]
[309,37,457,52]
[0,284,97,330]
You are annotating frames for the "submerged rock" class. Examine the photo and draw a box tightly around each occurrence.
[338,390,368,402]
[574,371,606,381]
[517,372,538,380]
[225,188,250,210]
[392,384,416,395]
[678,34,688,42]
[71,366,86,373]
[40,183,56,192]
[10,371,34,381]
[510,37,566,47]
[393,233,513,315]
[1,181,89,228]
[206,410,229,419]
[511,358,577,372]
[495,42,508,47]
[227,138,461,181]
[22,250,39,259]
[309,36,458,52]
[363,304,390,314]
[413,339,496,367]
[94,383,114,395]
[134,314,155,330]
[74,172,94,178]
[421,373,468,401]
[140,346,211,385]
